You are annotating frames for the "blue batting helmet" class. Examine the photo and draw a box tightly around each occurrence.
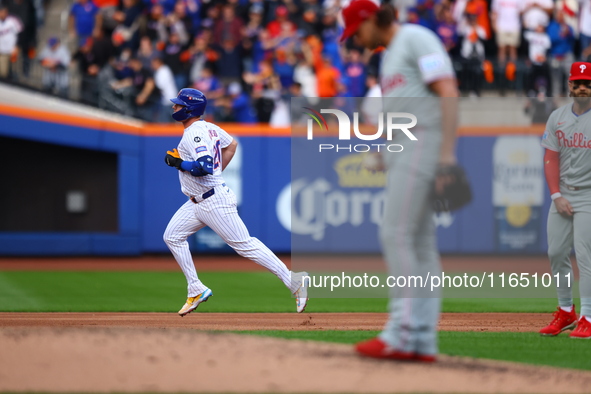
[170,88,207,121]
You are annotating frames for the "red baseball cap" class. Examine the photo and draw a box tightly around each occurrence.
[569,62,591,81]
[276,5,288,17]
[340,0,379,43]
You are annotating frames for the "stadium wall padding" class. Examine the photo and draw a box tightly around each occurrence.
[0,113,551,255]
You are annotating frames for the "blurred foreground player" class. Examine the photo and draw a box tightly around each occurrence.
[340,0,460,362]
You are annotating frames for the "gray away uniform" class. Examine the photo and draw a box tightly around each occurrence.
[542,103,591,317]
[378,24,455,355]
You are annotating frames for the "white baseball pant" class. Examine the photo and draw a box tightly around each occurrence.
[163,184,300,296]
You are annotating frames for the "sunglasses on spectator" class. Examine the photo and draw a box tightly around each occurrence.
[571,81,591,89]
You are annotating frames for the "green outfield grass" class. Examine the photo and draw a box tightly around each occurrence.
[239,330,591,371]
[1,270,588,372]
[0,271,567,312]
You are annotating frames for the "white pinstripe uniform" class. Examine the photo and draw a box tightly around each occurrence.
[163,119,304,310]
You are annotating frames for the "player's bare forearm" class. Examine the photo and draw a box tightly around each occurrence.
[430,78,459,165]
[221,139,238,171]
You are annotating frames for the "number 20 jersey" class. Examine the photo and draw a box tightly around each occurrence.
[176,119,234,197]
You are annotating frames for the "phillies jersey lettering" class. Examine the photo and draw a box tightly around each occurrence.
[381,74,406,93]
[556,131,591,148]
[542,103,591,187]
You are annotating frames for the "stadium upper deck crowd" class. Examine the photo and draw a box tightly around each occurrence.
[0,0,590,122]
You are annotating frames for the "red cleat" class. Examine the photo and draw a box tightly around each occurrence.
[539,306,577,336]
[355,337,436,363]
[570,316,591,339]
[414,353,437,363]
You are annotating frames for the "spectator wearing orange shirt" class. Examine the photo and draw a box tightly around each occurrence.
[453,0,491,53]
[316,56,341,98]
[465,0,491,39]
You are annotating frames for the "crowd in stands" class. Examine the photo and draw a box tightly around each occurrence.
[0,0,591,123]
[0,0,41,83]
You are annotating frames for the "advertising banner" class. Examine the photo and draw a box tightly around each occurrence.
[493,136,544,252]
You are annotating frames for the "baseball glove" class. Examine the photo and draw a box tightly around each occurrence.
[431,164,472,213]
[165,148,184,170]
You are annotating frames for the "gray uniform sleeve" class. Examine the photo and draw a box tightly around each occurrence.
[541,110,559,152]
[410,27,455,84]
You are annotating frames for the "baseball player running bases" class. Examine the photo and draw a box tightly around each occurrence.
[540,61,591,338]
[163,88,309,316]
[340,0,460,361]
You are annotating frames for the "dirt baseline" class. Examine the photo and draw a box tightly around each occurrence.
[0,312,548,332]
[2,327,590,394]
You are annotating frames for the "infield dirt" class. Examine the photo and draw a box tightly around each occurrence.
[0,255,582,393]
[1,327,591,394]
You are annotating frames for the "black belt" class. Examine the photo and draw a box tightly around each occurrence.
[190,183,226,204]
